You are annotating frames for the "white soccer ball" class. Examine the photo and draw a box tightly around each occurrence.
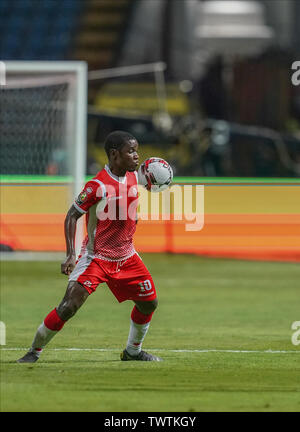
[138,157,173,192]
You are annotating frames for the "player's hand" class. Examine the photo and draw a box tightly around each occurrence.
[61,255,76,275]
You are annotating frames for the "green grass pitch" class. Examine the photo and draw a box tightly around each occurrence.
[1,254,299,412]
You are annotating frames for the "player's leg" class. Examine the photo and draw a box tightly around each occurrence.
[17,255,105,363]
[121,297,162,361]
[17,281,89,363]
[108,254,162,361]
[134,298,158,315]
[56,280,90,320]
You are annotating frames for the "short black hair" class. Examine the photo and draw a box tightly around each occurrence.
[104,131,136,158]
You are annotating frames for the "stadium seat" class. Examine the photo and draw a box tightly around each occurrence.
[3,33,20,51]
[82,12,124,28]
[0,0,84,57]
[7,14,28,30]
[77,31,117,47]
[53,15,75,31]
[0,1,11,15]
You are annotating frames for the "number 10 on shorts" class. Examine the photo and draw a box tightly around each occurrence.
[138,279,152,292]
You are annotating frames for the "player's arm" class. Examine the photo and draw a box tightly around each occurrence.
[61,205,83,275]
[61,181,103,275]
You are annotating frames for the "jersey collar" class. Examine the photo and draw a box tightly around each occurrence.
[105,164,127,184]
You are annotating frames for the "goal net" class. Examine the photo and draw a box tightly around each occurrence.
[1,61,87,192]
[1,78,71,176]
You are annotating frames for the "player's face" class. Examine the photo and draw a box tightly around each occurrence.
[117,139,139,173]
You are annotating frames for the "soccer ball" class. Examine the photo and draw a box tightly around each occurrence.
[138,157,173,192]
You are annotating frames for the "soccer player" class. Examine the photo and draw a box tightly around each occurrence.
[18,131,162,363]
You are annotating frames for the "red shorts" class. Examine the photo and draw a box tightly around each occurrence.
[69,253,157,303]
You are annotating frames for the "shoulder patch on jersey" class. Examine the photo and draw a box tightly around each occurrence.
[76,190,88,205]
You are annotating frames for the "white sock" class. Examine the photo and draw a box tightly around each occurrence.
[126,319,151,356]
[29,322,57,357]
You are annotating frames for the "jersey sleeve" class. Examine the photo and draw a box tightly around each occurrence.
[73,180,105,214]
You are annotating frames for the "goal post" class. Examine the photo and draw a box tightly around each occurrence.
[0,61,87,255]
[1,61,88,197]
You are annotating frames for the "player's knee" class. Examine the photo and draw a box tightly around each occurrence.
[57,281,89,321]
[137,298,158,315]
[151,298,158,312]
[56,300,78,321]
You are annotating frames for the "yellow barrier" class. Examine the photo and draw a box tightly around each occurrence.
[1,184,299,262]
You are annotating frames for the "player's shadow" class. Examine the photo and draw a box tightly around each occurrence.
[42,359,120,364]
[1,359,120,364]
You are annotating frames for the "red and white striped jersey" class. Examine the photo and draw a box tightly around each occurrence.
[73,165,139,261]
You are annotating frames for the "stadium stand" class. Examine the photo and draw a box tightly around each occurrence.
[73,0,135,70]
[0,0,135,67]
[0,0,82,60]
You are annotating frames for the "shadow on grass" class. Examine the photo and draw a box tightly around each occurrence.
[1,359,121,365]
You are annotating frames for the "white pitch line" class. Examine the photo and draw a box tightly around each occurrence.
[1,348,299,354]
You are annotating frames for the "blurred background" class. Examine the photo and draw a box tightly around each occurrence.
[0,0,299,261]
[0,0,299,178]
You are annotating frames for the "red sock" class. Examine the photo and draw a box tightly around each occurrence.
[131,305,153,325]
[44,308,66,331]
